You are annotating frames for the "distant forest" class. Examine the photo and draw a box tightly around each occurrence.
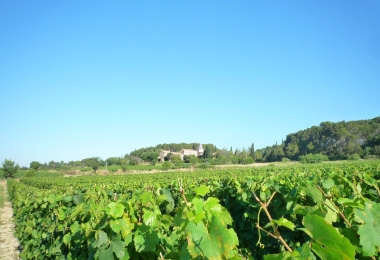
[29,116,380,169]
[256,116,380,162]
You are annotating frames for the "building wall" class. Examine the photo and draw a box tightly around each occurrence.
[181,149,198,157]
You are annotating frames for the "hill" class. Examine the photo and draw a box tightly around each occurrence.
[256,116,380,162]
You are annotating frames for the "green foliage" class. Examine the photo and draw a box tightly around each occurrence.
[354,201,380,256]
[161,161,173,171]
[6,161,380,259]
[171,155,183,167]
[299,153,328,163]
[240,157,254,164]
[281,157,289,162]
[0,185,4,207]
[347,153,360,160]
[256,116,380,162]
[29,161,40,170]
[25,169,36,178]
[2,159,19,178]
[303,215,355,259]
[128,156,140,166]
[120,159,128,172]
[250,143,255,160]
[189,155,198,167]
[203,145,211,158]
[84,157,102,173]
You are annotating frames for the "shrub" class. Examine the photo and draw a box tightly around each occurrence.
[240,157,254,165]
[129,156,141,166]
[25,169,37,178]
[2,159,19,178]
[281,158,290,163]
[161,161,173,171]
[363,155,378,160]
[299,154,328,164]
[347,154,361,160]
[197,163,214,170]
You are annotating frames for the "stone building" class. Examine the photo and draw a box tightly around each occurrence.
[159,143,204,161]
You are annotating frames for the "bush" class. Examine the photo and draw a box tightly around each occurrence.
[25,169,37,178]
[363,155,378,160]
[299,154,328,164]
[129,156,141,166]
[347,154,361,160]
[240,157,254,164]
[2,159,19,178]
[161,161,173,171]
[281,158,290,163]
[197,163,214,170]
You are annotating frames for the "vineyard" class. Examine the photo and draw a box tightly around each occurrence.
[6,161,380,259]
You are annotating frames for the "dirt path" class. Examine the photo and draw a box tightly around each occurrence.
[0,180,20,260]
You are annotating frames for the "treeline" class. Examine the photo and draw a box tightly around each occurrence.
[129,143,218,157]
[23,117,380,170]
[255,116,380,162]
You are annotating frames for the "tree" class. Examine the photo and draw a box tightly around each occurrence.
[147,152,159,165]
[30,161,40,170]
[285,142,299,159]
[2,159,19,178]
[161,161,173,171]
[106,157,122,166]
[85,157,101,173]
[129,156,141,165]
[189,155,198,167]
[203,145,211,159]
[307,142,315,154]
[241,157,254,165]
[250,143,255,160]
[120,159,128,172]
[372,145,380,156]
[164,153,173,162]
[171,155,183,167]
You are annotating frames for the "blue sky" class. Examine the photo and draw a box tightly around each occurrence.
[1,1,379,167]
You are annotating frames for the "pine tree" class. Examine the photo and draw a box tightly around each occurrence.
[204,145,211,159]
[250,143,255,161]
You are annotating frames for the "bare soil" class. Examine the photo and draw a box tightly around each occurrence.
[0,180,20,260]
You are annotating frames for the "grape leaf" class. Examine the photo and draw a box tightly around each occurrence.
[321,179,334,190]
[354,201,380,257]
[142,210,158,227]
[271,217,296,231]
[304,185,323,203]
[96,230,109,249]
[73,195,84,205]
[185,217,238,259]
[110,237,125,259]
[106,202,125,219]
[209,216,239,257]
[186,220,221,259]
[98,247,113,260]
[204,197,232,225]
[303,215,355,260]
[133,225,159,252]
[194,185,210,196]
[110,216,135,239]
[63,234,71,245]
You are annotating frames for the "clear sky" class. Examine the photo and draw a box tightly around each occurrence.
[1,1,379,167]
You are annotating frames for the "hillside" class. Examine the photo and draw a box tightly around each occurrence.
[256,116,380,162]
